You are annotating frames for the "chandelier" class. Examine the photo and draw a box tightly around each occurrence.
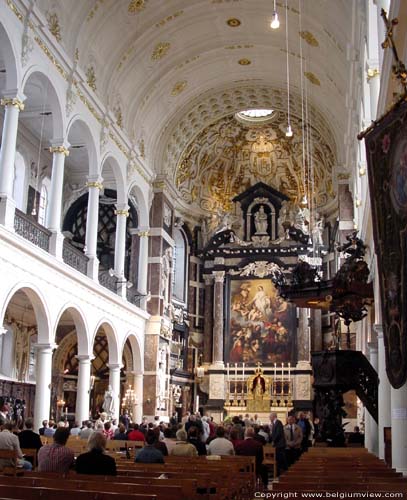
[121,385,137,412]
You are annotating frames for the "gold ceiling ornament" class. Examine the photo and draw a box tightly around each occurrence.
[86,66,97,91]
[114,105,123,128]
[128,0,146,14]
[47,12,62,42]
[225,44,254,50]
[74,48,79,63]
[227,18,241,27]
[171,80,187,96]
[304,71,321,86]
[152,42,171,61]
[174,114,335,215]
[238,58,251,65]
[366,67,380,81]
[86,0,105,22]
[299,31,319,47]
[156,10,184,28]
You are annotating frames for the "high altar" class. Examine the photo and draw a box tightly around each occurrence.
[199,183,315,421]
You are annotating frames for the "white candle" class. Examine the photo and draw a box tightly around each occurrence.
[281,363,284,395]
[288,362,291,395]
[274,363,277,395]
[227,362,230,381]
[242,363,245,396]
[196,395,199,413]
[235,363,237,380]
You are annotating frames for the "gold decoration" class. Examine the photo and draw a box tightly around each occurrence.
[86,66,97,91]
[225,44,254,50]
[86,181,103,190]
[6,0,23,22]
[0,98,25,111]
[49,146,69,156]
[138,138,145,158]
[74,84,102,123]
[171,81,187,96]
[114,106,123,128]
[367,67,380,81]
[87,0,105,22]
[115,209,129,217]
[226,18,241,27]
[304,71,321,86]
[75,48,80,62]
[137,231,149,237]
[128,0,146,13]
[152,42,171,61]
[34,36,67,80]
[47,12,62,42]
[299,31,319,47]
[238,58,251,65]
[155,10,183,28]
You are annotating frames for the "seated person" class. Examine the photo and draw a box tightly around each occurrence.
[76,432,117,475]
[79,421,94,440]
[135,430,164,463]
[208,426,234,456]
[187,427,207,456]
[172,429,198,457]
[18,418,42,466]
[38,427,74,473]
[235,427,267,488]
[127,423,145,442]
[0,421,32,471]
[113,424,127,440]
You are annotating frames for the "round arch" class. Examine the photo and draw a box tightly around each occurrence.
[0,21,19,90]
[53,304,90,357]
[21,66,65,139]
[121,332,143,374]
[127,181,149,229]
[0,283,51,344]
[100,153,127,206]
[66,115,100,177]
[92,319,120,365]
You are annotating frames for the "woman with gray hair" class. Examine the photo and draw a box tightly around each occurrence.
[75,431,117,475]
[172,428,198,457]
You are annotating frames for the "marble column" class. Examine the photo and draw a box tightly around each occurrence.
[33,343,54,432]
[114,203,129,298]
[0,92,25,229]
[75,355,93,424]
[297,308,311,369]
[376,325,391,460]
[47,143,70,259]
[108,363,121,421]
[365,341,379,455]
[391,382,407,475]
[310,309,322,352]
[203,274,214,365]
[133,371,144,423]
[137,228,150,309]
[85,177,103,280]
[212,270,225,367]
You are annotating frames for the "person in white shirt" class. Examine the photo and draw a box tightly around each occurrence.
[0,421,32,470]
[201,416,210,443]
[207,426,234,456]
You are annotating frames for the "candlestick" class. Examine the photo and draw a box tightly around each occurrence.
[281,362,284,395]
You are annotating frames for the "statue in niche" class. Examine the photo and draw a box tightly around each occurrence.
[252,372,266,400]
[161,247,173,309]
[13,322,32,382]
[254,205,268,235]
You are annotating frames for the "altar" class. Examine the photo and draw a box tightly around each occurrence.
[224,362,293,416]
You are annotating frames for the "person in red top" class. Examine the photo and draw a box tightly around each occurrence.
[235,427,268,488]
[127,423,145,442]
[102,421,114,440]
[38,427,74,473]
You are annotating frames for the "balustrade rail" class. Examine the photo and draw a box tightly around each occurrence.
[62,239,89,275]
[14,209,51,252]
[99,271,118,293]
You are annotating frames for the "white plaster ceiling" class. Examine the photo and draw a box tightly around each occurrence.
[34,0,362,200]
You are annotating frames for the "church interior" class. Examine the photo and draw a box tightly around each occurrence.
[1,0,407,496]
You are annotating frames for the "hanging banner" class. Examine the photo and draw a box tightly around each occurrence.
[363,99,407,388]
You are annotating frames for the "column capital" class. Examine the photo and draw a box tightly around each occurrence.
[76,354,95,363]
[86,176,104,190]
[49,145,70,156]
[33,342,58,352]
[128,370,144,376]
[203,274,214,286]
[107,363,123,371]
[115,203,130,217]
[130,226,150,237]
[213,270,225,283]
[366,67,380,82]
[1,90,26,111]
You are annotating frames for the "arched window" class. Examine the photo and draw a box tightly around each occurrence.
[172,227,188,303]
[13,152,27,211]
[38,183,48,226]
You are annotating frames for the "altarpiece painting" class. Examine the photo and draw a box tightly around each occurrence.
[226,278,295,365]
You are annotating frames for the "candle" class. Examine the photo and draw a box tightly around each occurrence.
[195,395,199,413]
[235,363,237,380]
[281,363,284,395]
[274,363,277,395]
[227,362,230,381]
[242,363,245,396]
[288,362,291,395]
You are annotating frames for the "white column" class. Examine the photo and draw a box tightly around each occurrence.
[133,371,144,424]
[75,355,93,424]
[391,382,407,475]
[137,228,149,309]
[367,67,380,120]
[47,143,70,259]
[365,341,379,455]
[33,344,54,432]
[114,203,129,298]
[376,325,391,460]
[108,363,121,421]
[212,270,225,367]
[0,92,25,229]
[85,177,103,280]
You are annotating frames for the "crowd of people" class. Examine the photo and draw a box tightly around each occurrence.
[0,409,320,488]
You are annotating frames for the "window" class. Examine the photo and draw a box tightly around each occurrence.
[38,183,48,226]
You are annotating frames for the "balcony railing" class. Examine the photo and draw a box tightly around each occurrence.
[98,271,118,293]
[126,286,143,307]
[62,239,89,275]
[14,209,51,252]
